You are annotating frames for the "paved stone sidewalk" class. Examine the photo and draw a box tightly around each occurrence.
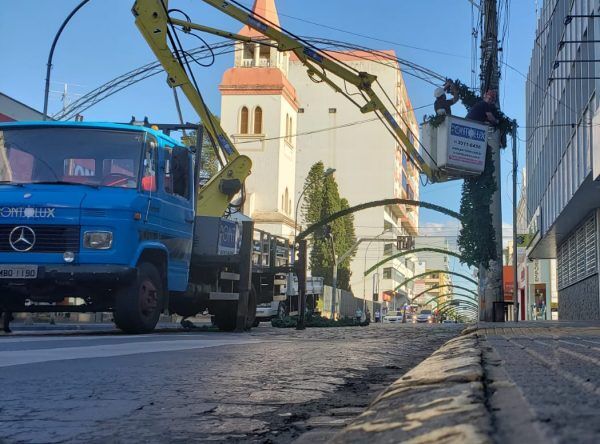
[334,321,600,444]
[479,321,600,444]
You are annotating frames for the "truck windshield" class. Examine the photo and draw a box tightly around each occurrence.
[0,127,145,189]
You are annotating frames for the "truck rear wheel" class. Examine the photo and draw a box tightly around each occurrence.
[213,286,257,331]
[114,262,163,334]
[213,303,237,332]
[245,286,257,330]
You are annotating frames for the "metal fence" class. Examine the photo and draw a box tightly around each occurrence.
[321,286,384,320]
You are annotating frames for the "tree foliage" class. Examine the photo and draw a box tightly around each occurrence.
[302,162,356,291]
[458,148,497,267]
[181,124,221,184]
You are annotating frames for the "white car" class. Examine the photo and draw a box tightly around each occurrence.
[416,309,434,323]
[382,311,404,323]
[256,302,278,323]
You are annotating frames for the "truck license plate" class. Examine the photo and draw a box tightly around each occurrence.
[0,265,38,279]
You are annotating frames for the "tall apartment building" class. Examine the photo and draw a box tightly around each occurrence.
[289,51,420,308]
[218,0,420,309]
[527,0,600,319]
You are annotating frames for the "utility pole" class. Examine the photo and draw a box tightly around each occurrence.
[512,122,519,322]
[479,0,504,321]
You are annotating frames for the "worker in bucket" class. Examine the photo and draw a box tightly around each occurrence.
[434,79,459,116]
[466,89,499,126]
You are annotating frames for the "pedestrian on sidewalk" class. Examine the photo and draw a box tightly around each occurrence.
[375,309,381,323]
[355,308,363,323]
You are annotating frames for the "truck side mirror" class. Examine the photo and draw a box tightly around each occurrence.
[141,175,156,192]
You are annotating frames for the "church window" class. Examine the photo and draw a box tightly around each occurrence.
[254,107,263,134]
[284,188,289,214]
[285,114,289,142]
[259,45,270,66]
[243,43,254,64]
[285,116,294,144]
[240,106,249,134]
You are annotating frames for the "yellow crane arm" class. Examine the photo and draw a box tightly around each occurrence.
[194,0,436,181]
[133,0,252,217]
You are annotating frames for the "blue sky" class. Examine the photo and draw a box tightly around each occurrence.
[1,0,538,280]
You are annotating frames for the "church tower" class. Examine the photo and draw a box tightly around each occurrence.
[219,0,298,238]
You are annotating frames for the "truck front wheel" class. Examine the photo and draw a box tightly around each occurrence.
[114,262,163,334]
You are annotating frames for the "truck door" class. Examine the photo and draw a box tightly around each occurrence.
[158,144,193,291]
[140,134,163,237]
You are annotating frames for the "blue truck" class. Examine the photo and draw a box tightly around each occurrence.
[0,121,297,333]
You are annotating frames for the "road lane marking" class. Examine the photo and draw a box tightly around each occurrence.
[0,338,260,368]
[0,333,204,344]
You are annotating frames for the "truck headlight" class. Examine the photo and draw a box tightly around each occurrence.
[83,231,113,249]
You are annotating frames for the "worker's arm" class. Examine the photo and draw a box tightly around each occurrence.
[485,111,499,125]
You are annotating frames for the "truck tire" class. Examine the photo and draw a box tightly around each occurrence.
[114,262,163,334]
[213,286,257,331]
[212,303,237,332]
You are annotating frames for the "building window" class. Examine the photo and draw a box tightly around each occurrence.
[254,107,263,134]
[240,107,249,134]
[557,213,597,290]
[242,43,254,65]
[285,114,289,142]
[259,45,270,66]
[284,115,294,144]
[284,187,289,214]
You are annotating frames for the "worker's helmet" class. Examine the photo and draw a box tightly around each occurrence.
[434,87,445,98]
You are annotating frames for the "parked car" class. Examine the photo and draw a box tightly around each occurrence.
[382,310,404,323]
[416,309,434,323]
[442,319,456,324]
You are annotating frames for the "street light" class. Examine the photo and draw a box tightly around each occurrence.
[363,227,391,317]
[43,0,91,120]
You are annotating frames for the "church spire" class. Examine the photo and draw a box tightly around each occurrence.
[239,0,280,37]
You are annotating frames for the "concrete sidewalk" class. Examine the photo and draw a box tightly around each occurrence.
[333,321,600,444]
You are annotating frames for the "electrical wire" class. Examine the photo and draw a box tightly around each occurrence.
[228,0,363,75]
[275,10,468,59]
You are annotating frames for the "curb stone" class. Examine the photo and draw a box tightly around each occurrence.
[329,332,492,443]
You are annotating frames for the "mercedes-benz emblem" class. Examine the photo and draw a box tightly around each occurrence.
[9,226,36,252]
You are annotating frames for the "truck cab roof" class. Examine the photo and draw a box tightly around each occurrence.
[0,121,187,150]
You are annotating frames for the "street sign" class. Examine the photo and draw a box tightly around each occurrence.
[396,235,415,251]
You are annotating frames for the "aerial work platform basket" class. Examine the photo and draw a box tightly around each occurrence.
[421,115,496,181]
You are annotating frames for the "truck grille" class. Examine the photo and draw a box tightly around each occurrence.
[0,225,80,253]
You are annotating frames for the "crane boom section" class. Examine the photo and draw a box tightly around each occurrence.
[133,0,252,217]
[196,0,435,180]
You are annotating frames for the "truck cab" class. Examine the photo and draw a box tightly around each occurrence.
[0,121,195,333]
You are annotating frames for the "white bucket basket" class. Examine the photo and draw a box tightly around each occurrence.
[421,115,490,179]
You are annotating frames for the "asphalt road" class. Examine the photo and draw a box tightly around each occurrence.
[0,323,462,443]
